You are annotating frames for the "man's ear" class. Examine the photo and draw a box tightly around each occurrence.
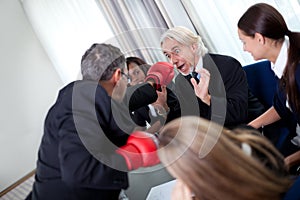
[255,32,265,44]
[191,43,198,52]
[112,68,122,85]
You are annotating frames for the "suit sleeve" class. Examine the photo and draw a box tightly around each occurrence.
[208,55,248,126]
[125,83,158,111]
[222,57,248,126]
[57,82,129,189]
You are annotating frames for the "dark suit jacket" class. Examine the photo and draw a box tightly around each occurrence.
[130,84,181,127]
[31,80,157,200]
[175,53,248,127]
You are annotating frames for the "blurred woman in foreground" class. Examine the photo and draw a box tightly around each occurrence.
[158,116,293,200]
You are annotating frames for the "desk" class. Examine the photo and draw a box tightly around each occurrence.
[125,164,174,200]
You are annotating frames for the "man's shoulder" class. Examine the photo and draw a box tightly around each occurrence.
[205,53,242,71]
[174,73,186,83]
[207,53,240,64]
[57,80,109,102]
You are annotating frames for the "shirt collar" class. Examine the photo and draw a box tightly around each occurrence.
[195,56,203,71]
[188,57,203,80]
[180,56,203,76]
[271,37,289,79]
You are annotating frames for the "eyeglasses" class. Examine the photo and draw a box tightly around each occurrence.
[121,71,131,84]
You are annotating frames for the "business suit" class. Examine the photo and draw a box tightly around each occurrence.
[130,83,181,127]
[30,80,157,200]
[175,53,248,127]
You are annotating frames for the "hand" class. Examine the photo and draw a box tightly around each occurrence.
[191,68,211,105]
[116,131,160,170]
[152,86,168,111]
[145,62,174,89]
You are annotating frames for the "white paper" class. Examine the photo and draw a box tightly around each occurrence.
[146,179,176,200]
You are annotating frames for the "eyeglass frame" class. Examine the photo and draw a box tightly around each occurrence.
[120,71,131,84]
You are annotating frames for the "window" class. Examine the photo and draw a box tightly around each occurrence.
[186,0,300,65]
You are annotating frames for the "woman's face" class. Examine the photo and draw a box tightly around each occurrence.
[128,62,146,86]
[238,28,266,61]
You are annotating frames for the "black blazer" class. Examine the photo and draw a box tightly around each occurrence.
[175,53,248,127]
[31,80,158,200]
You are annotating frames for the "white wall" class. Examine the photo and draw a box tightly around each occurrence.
[0,0,63,191]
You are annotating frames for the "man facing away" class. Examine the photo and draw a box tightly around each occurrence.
[27,43,166,200]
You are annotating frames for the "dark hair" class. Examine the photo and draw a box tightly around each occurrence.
[126,56,150,75]
[238,3,300,113]
[126,56,147,67]
[81,43,125,81]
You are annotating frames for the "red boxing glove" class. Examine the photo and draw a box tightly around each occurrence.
[116,131,160,170]
[145,62,174,89]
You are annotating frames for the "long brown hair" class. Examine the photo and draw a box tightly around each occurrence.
[158,116,292,200]
[238,3,300,113]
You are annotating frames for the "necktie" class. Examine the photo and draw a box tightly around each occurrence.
[191,71,200,83]
[185,72,199,84]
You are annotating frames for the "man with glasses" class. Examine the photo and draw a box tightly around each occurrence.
[121,71,131,84]
[27,43,171,200]
[160,26,252,128]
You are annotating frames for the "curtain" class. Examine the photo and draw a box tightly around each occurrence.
[98,0,300,66]
[184,0,300,65]
[95,0,171,64]
[22,0,114,84]
[22,0,300,83]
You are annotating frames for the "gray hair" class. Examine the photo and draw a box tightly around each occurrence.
[81,43,125,81]
[160,26,208,56]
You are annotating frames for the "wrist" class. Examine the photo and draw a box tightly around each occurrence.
[248,120,261,129]
[202,95,211,105]
[156,106,169,117]
[147,81,160,90]
[146,79,155,87]
[162,103,169,111]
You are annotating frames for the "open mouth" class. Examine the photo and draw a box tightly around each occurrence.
[177,64,184,71]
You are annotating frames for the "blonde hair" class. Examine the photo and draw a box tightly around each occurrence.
[160,26,208,57]
[158,116,292,200]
